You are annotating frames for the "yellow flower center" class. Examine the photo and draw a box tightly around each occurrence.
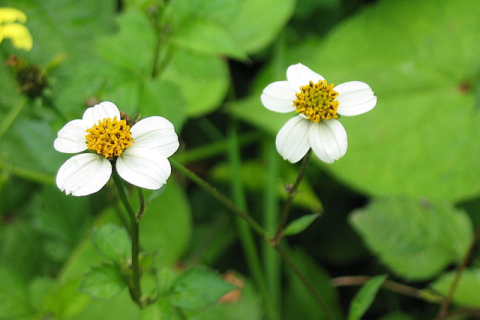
[293,80,339,123]
[85,116,133,159]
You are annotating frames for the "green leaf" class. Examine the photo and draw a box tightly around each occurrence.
[347,275,387,320]
[91,224,132,263]
[226,0,296,53]
[430,269,480,307]
[81,264,127,300]
[168,267,236,310]
[349,197,473,280]
[141,300,173,320]
[43,278,92,319]
[0,267,33,318]
[161,49,229,117]
[283,213,321,236]
[172,17,247,60]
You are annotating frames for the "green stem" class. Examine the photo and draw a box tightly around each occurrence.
[273,150,312,243]
[0,98,27,140]
[228,125,276,320]
[274,244,335,320]
[112,170,143,308]
[170,159,268,238]
[436,220,480,319]
[262,139,281,317]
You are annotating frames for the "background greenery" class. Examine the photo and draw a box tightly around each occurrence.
[1,0,480,319]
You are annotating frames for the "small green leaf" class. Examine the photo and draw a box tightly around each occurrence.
[91,224,131,263]
[430,269,480,307]
[350,197,472,280]
[146,185,168,204]
[157,267,177,297]
[141,299,173,320]
[347,275,386,320]
[173,17,247,60]
[283,213,320,236]
[167,267,236,310]
[81,264,127,300]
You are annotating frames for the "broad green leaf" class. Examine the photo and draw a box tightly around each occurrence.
[168,267,236,310]
[350,197,472,280]
[347,275,387,320]
[91,224,131,263]
[283,249,342,320]
[157,267,177,297]
[172,17,247,60]
[169,0,243,26]
[30,185,90,261]
[283,213,320,236]
[430,269,480,307]
[226,0,295,53]
[0,267,33,318]
[81,264,127,300]
[139,79,188,131]
[161,49,229,117]
[231,0,480,201]
[43,278,91,319]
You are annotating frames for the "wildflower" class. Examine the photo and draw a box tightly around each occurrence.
[54,101,179,196]
[0,8,33,51]
[261,63,377,163]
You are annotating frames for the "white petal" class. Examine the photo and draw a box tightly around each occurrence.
[335,81,377,116]
[275,116,311,163]
[56,153,112,196]
[54,119,88,153]
[309,119,348,163]
[116,148,171,190]
[286,63,325,92]
[260,81,296,113]
[130,116,179,158]
[83,101,121,126]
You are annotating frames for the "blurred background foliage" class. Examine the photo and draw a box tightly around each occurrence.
[1,0,480,319]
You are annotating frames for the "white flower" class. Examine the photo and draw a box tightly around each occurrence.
[261,63,377,163]
[54,101,179,196]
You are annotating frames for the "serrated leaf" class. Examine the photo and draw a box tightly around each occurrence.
[283,213,320,236]
[347,275,386,320]
[173,17,247,60]
[168,267,236,310]
[430,269,480,307]
[141,299,173,320]
[91,224,131,263]
[81,264,127,300]
[349,197,473,280]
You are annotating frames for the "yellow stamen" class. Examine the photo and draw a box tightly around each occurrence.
[85,116,133,158]
[293,80,339,123]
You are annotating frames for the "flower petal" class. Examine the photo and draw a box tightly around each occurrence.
[286,63,324,92]
[261,81,297,113]
[54,119,88,153]
[56,153,112,196]
[130,116,179,158]
[335,81,377,116]
[275,116,311,163]
[83,101,121,126]
[309,119,348,163]
[116,148,171,190]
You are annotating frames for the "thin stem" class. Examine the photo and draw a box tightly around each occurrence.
[137,188,146,220]
[273,150,312,243]
[274,244,335,320]
[112,170,143,308]
[332,276,442,302]
[436,220,480,319]
[170,159,269,238]
[262,139,281,317]
[0,98,27,140]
